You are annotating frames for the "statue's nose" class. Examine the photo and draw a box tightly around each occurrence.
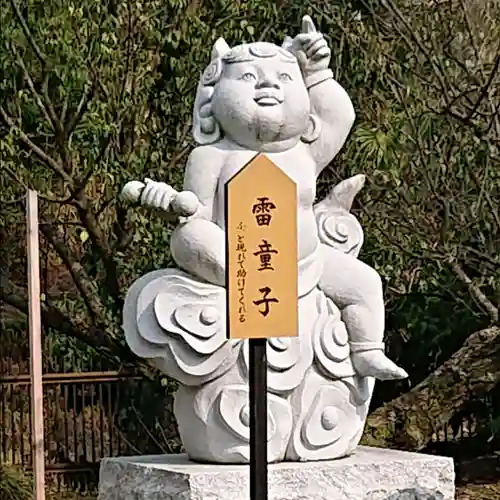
[255,74,280,90]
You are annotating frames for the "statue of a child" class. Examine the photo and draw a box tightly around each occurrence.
[138,16,407,381]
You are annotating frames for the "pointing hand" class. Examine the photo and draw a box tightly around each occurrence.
[292,15,331,73]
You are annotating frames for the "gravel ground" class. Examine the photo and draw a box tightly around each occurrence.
[456,483,500,500]
[455,453,500,499]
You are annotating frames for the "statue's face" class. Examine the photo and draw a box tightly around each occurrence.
[211,43,310,148]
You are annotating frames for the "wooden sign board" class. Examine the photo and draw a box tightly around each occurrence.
[225,154,298,340]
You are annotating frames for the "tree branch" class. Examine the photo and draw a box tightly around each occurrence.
[66,82,95,139]
[0,106,73,185]
[73,193,122,308]
[0,285,155,380]
[41,73,64,137]
[72,132,113,196]
[363,326,500,450]
[466,49,500,121]
[10,43,53,128]
[39,222,104,323]
[9,0,46,66]
[449,260,499,324]
[464,246,500,268]
[1,285,108,356]
[380,0,451,100]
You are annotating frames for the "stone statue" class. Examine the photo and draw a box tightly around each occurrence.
[121,15,407,464]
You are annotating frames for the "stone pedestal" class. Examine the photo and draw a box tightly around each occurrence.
[98,446,455,500]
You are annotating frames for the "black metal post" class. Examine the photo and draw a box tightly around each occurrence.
[249,338,268,500]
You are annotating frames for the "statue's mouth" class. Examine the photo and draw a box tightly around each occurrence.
[254,96,283,106]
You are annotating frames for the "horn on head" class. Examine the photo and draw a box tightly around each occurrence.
[281,35,294,52]
[211,37,231,60]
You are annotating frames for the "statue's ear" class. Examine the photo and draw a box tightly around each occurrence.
[192,79,220,145]
[301,114,321,144]
[331,174,366,211]
[211,37,231,60]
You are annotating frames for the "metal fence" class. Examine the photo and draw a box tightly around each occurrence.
[0,214,180,490]
[0,329,177,491]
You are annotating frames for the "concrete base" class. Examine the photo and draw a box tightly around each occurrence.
[98,446,455,500]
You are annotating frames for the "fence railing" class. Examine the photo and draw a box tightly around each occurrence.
[0,203,178,491]
[0,369,172,491]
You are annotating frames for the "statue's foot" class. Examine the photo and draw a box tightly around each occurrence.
[351,350,408,380]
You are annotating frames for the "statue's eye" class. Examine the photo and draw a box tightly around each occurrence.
[279,73,292,82]
[240,72,257,81]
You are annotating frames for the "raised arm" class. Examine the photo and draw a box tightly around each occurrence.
[291,16,356,175]
[307,76,355,174]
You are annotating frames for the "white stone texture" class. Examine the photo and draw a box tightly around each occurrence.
[120,15,409,464]
[98,447,455,500]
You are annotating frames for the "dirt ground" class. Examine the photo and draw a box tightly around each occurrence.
[457,484,500,500]
[455,454,500,499]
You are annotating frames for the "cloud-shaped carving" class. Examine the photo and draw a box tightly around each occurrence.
[240,333,313,395]
[123,269,241,386]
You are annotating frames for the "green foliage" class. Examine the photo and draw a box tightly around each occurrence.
[338,0,500,390]
[0,466,33,500]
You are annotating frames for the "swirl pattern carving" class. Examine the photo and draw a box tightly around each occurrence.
[287,373,369,461]
[312,293,356,380]
[124,269,241,387]
[316,210,364,257]
[241,334,313,394]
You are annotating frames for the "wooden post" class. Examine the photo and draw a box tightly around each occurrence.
[225,154,298,500]
[27,190,46,500]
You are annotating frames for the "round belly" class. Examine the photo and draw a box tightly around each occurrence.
[214,196,319,261]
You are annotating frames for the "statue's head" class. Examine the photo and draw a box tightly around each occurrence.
[193,38,319,149]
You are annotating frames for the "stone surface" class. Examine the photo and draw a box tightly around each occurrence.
[119,14,408,463]
[383,488,446,499]
[98,447,455,500]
